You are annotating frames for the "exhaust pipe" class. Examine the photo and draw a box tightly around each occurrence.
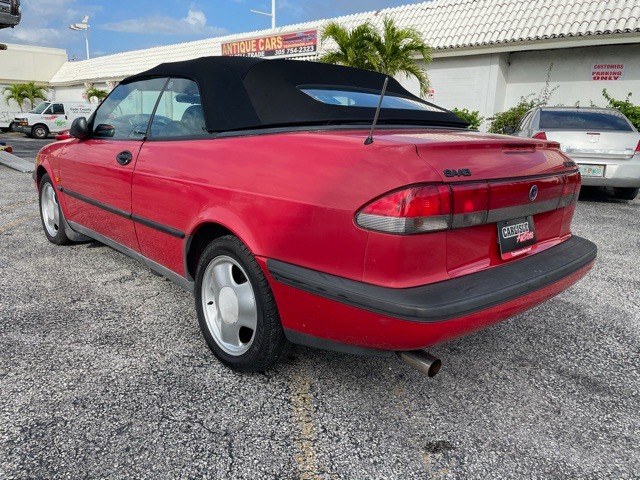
[397,350,441,377]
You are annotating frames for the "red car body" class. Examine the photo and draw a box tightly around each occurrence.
[34,57,596,372]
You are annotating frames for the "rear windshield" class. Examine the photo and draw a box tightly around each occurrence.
[539,110,633,131]
[300,87,445,112]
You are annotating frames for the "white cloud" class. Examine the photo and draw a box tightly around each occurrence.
[185,9,206,27]
[102,9,226,36]
[1,27,65,44]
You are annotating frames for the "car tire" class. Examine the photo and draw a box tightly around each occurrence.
[9,121,17,132]
[39,174,71,245]
[32,124,49,139]
[613,188,639,201]
[195,235,289,372]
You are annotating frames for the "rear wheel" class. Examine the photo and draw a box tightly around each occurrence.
[613,187,639,200]
[32,124,49,139]
[194,235,289,372]
[39,174,71,245]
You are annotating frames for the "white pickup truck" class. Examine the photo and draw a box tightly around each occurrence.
[14,101,96,138]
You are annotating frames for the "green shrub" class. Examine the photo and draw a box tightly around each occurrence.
[451,108,484,129]
[487,98,537,134]
[602,89,640,129]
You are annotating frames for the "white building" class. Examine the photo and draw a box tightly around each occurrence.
[6,0,640,131]
[0,43,67,129]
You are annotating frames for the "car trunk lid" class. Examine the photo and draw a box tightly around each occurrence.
[546,130,639,161]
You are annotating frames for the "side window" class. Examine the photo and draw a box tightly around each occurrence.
[515,111,532,132]
[51,104,65,114]
[151,78,207,138]
[92,77,167,139]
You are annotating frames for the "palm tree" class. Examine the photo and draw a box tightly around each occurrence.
[21,82,49,110]
[319,21,378,71]
[86,86,108,103]
[369,17,432,97]
[3,83,27,112]
[320,17,432,97]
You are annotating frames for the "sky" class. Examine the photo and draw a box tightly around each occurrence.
[0,0,420,60]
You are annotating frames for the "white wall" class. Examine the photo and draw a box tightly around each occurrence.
[399,53,509,130]
[504,44,640,110]
[0,43,67,84]
[400,43,639,131]
[53,83,112,103]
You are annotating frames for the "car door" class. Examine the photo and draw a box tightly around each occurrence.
[57,77,167,253]
[131,77,210,275]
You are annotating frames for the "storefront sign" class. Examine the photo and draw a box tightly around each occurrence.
[591,63,625,81]
[221,30,318,58]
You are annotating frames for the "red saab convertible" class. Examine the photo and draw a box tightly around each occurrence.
[34,57,596,375]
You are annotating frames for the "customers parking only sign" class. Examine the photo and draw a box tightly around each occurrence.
[591,63,625,81]
[221,30,318,58]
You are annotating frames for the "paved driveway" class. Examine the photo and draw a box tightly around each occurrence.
[1,162,638,479]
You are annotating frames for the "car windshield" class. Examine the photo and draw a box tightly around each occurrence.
[300,87,445,112]
[31,102,51,114]
[539,110,633,132]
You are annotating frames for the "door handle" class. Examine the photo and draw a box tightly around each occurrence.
[116,150,133,166]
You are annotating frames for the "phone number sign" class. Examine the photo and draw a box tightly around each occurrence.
[221,30,318,58]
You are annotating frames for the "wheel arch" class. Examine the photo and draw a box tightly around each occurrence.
[35,165,48,187]
[185,222,244,281]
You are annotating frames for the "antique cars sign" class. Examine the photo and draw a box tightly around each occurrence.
[221,30,318,58]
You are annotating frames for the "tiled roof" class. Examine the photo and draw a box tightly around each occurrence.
[50,0,640,85]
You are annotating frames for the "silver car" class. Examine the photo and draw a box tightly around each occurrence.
[512,107,640,200]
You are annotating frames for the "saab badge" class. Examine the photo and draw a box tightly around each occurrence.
[443,168,472,178]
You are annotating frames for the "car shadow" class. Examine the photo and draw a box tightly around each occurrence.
[578,186,635,204]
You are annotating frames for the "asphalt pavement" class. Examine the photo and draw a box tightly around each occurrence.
[1,143,639,479]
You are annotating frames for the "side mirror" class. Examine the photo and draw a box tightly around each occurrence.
[69,117,88,138]
[502,126,515,135]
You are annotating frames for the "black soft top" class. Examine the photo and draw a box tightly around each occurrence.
[123,56,466,132]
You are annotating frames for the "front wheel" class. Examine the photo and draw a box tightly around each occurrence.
[195,236,289,372]
[39,174,71,245]
[32,124,49,139]
[612,187,639,200]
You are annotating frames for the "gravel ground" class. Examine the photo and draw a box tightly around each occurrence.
[1,162,639,479]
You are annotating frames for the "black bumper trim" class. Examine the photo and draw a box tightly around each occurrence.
[267,235,597,323]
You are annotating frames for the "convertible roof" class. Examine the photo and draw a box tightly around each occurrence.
[123,56,467,132]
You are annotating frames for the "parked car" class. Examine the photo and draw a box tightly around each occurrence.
[0,0,20,29]
[33,57,596,374]
[511,106,640,200]
[14,101,97,139]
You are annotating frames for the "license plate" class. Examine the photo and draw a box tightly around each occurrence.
[579,164,605,177]
[497,216,537,260]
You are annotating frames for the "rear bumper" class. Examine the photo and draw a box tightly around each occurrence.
[574,154,640,188]
[266,235,596,353]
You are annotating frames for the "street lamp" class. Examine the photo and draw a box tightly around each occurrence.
[250,0,275,30]
[69,15,90,60]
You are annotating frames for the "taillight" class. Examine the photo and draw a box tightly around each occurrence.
[532,132,547,140]
[450,183,489,228]
[356,185,451,234]
[559,171,581,207]
[635,140,640,153]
